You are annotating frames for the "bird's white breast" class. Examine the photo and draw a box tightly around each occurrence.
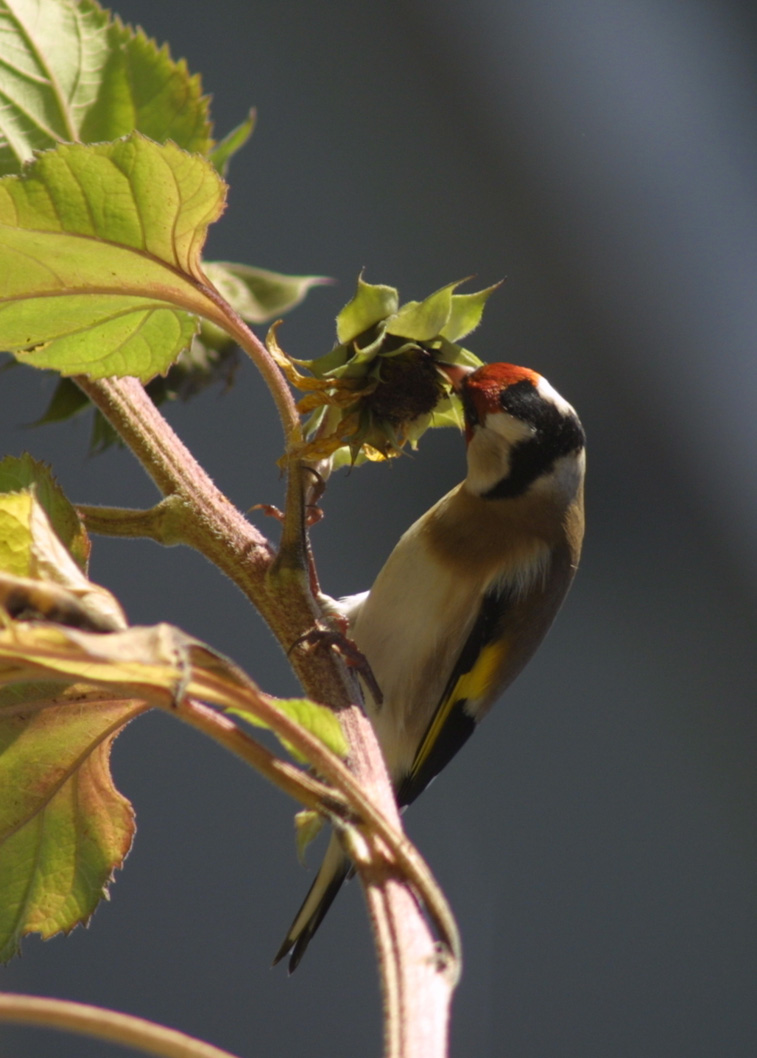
[347,518,483,780]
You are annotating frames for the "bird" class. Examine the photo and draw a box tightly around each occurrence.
[274,360,586,971]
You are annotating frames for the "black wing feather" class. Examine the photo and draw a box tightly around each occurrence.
[397,583,513,807]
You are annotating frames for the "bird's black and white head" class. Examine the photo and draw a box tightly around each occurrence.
[451,362,586,503]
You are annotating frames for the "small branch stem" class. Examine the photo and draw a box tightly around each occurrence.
[173,697,346,812]
[365,881,453,1058]
[77,499,185,544]
[185,668,458,957]
[193,281,300,438]
[75,376,275,608]
[271,456,308,574]
[0,993,242,1058]
[72,372,459,1056]
[75,376,210,500]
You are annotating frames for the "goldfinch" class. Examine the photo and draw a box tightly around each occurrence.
[275,361,586,971]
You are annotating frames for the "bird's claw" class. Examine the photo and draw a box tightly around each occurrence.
[290,623,384,706]
[250,502,324,528]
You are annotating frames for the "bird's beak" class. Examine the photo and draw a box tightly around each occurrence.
[436,362,475,392]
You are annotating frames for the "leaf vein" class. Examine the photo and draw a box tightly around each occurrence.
[4,0,79,142]
[0,705,140,847]
[6,809,45,943]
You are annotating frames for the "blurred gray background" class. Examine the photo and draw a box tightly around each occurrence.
[2,1,757,1055]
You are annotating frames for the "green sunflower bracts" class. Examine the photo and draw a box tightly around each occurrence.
[268,275,501,469]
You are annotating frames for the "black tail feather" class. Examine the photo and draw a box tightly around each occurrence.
[273,858,350,973]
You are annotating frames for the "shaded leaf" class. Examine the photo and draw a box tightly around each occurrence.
[0,622,346,762]
[144,338,240,403]
[89,405,121,454]
[0,487,126,631]
[0,692,143,961]
[36,340,241,454]
[0,618,347,958]
[204,262,330,324]
[31,376,121,454]
[30,377,90,426]
[0,135,226,381]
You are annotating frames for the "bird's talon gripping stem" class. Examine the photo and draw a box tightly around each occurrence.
[302,465,327,510]
[251,501,322,528]
[290,623,384,706]
[304,504,325,527]
[250,502,285,523]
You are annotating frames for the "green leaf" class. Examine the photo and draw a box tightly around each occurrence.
[441,282,504,342]
[78,14,212,155]
[301,342,351,380]
[29,260,326,437]
[0,617,350,958]
[0,620,200,961]
[30,375,121,452]
[433,335,486,371]
[145,338,240,402]
[0,454,90,570]
[294,808,324,865]
[0,0,212,175]
[31,377,90,426]
[0,489,34,575]
[0,691,140,961]
[89,406,120,452]
[281,274,498,470]
[336,275,398,345]
[0,623,347,776]
[224,695,348,763]
[0,135,227,381]
[209,110,256,176]
[203,262,330,324]
[385,282,457,342]
[274,697,347,759]
[0,487,126,630]
[0,0,109,172]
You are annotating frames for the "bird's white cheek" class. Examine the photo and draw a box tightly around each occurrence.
[465,417,532,494]
[532,448,586,504]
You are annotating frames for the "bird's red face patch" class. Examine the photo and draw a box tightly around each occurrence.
[460,363,541,441]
